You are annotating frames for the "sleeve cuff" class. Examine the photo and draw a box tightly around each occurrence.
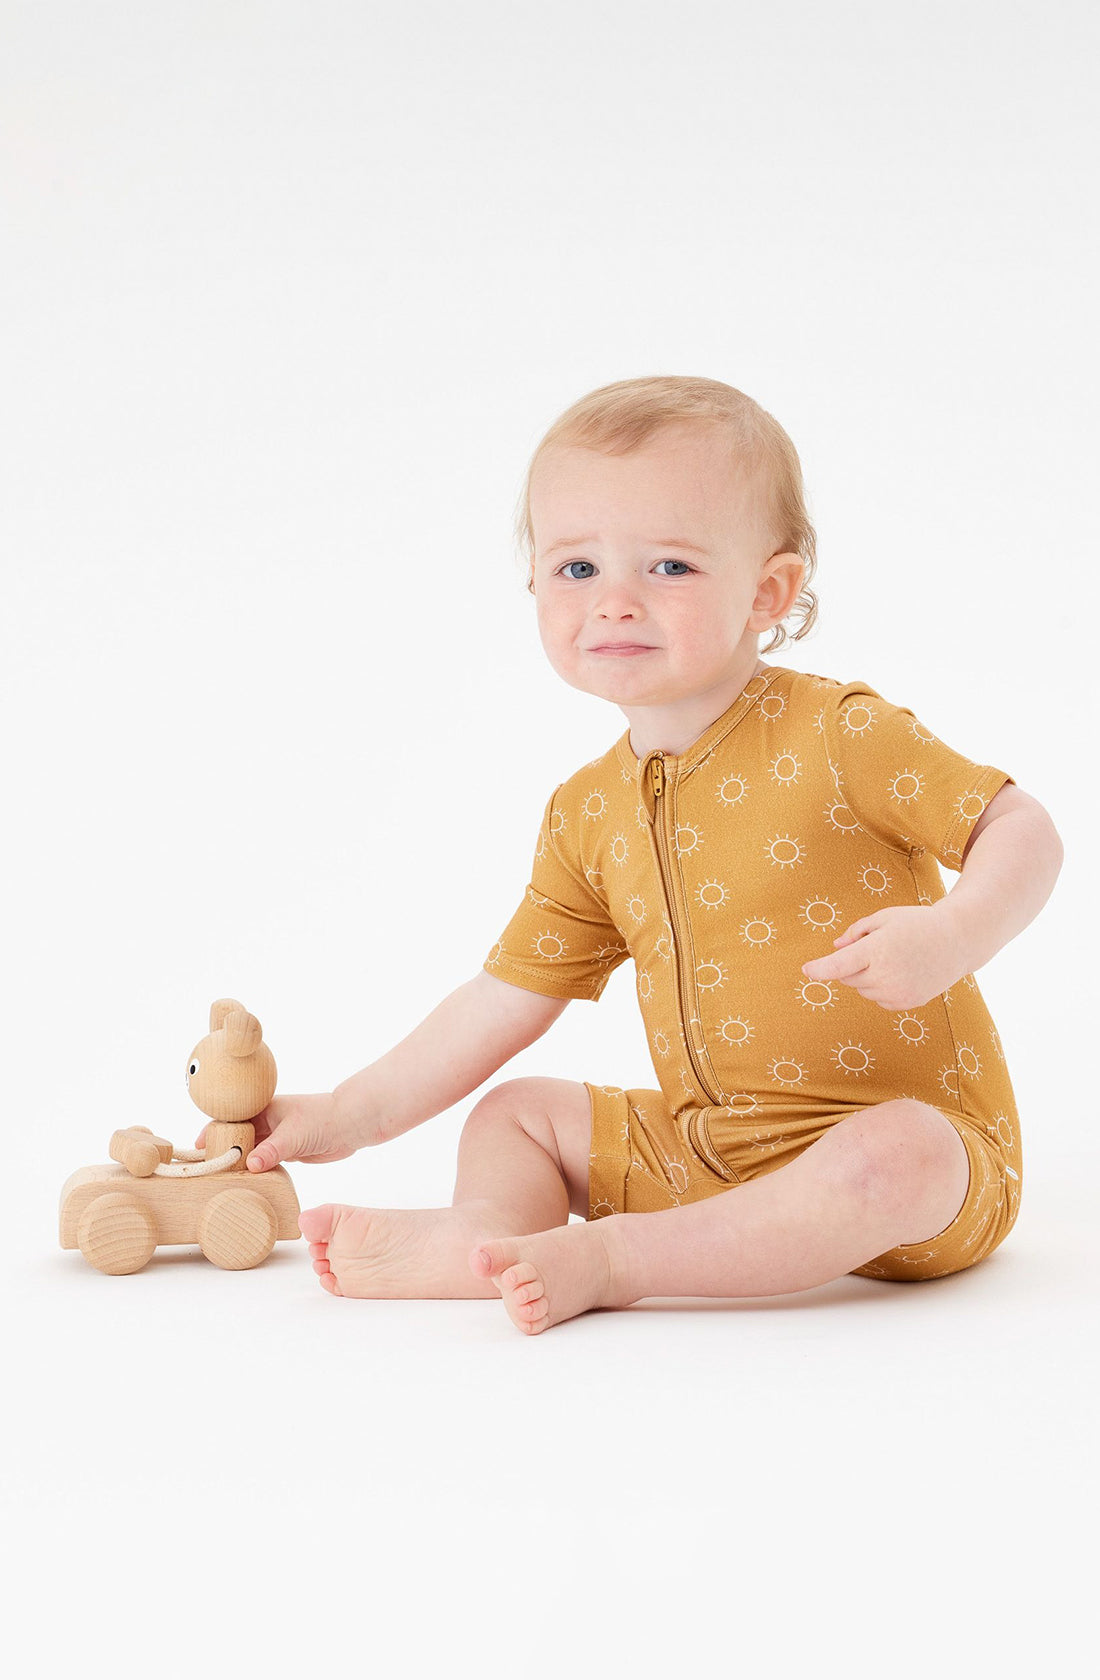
[940,767,1016,869]
[481,957,607,1003]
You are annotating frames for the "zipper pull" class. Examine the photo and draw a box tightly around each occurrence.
[650,753,665,798]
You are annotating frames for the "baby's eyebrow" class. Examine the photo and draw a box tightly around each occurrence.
[543,535,710,556]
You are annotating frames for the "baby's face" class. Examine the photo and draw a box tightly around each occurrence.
[528,422,800,711]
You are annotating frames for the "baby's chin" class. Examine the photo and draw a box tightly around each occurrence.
[564,664,670,705]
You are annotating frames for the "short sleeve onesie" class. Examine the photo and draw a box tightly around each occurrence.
[483,664,1023,1280]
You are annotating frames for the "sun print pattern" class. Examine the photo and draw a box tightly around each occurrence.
[485,665,1020,1278]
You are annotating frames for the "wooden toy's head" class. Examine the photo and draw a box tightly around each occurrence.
[185,998,277,1122]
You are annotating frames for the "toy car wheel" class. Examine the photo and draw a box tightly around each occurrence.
[76,1191,158,1275]
[198,1189,278,1270]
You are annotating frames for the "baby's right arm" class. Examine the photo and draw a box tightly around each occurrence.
[243,972,570,1171]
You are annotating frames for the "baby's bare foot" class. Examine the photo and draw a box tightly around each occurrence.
[469,1216,637,1335]
[299,1201,517,1299]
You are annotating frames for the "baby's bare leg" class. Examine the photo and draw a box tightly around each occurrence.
[302,1079,584,1300]
[472,1099,971,1334]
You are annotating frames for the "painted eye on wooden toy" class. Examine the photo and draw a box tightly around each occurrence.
[188,1059,200,1077]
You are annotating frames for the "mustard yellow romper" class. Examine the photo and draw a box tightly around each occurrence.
[484,665,1022,1281]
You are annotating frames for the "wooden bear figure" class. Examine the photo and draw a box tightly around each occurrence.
[60,999,301,1275]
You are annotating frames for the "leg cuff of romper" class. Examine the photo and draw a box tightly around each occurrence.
[852,1111,1017,1281]
[585,1082,631,1220]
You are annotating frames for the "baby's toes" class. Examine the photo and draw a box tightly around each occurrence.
[319,1269,342,1296]
[512,1294,550,1334]
[512,1276,544,1307]
[501,1261,539,1301]
[501,1264,546,1330]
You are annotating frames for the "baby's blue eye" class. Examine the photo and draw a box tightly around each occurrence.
[558,559,693,580]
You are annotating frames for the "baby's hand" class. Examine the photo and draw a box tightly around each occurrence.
[194,1092,363,1171]
[801,906,968,1011]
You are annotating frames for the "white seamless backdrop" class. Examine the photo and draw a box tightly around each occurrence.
[3,3,1095,1676]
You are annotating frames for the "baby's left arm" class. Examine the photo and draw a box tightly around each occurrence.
[802,784,1064,1010]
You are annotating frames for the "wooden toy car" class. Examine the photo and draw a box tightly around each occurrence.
[60,998,301,1274]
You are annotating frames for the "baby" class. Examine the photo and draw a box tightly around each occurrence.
[236,375,1063,1334]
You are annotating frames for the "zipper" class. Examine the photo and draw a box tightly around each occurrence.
[647,752,731,1168]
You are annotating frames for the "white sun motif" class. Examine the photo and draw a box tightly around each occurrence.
[722,1091,761,1116]
[766,834,804,868]
[582,790,607,821]
[695,879,729,909]
[746,1131,786,1155]
[760,692,787,721]
[831,1042,876,1077]
[799,893,842,932]
[824,796,860,837]
[533,930,567,960]
[857,863,892,895]
[838,700,876,739]
[534,831,548,864]
[627,892,647,922]
[637,967,654,1002]
[797,978,836,1011]
[893,1013,930,1047]
[609,832,629,865]
[956,1043,982,1079]
[634,802,649,829]
[664,1155,691,1196]
[584,864,604,894]
[716,774,749,806]
[768,1056,808,1087]
[739,915,777,948]
[651,1030,671,1058]
[590,1198,618,1218]
[674,822,703,856]
[888,768,925,805]
[769,750,803,787]
[987,1112,1015,1149]
[548,807,567,840]
[935,1064,961,1100]
[595,941,627,969]
[718,1016,754,1046]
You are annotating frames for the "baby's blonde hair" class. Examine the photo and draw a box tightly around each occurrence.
[514,374,818,654]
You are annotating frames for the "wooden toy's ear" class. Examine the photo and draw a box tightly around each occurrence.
[209,998,248,1033]
[223,1009,262,1058]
